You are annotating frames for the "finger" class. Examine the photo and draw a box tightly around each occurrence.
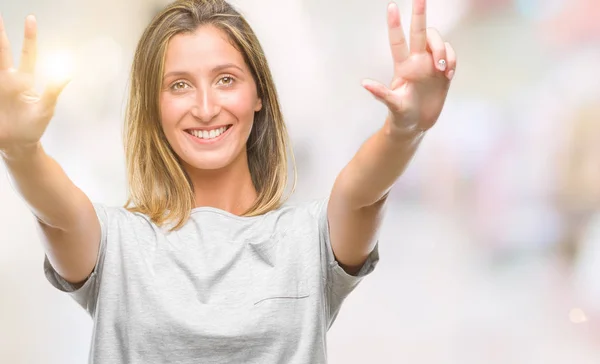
[410,0,427,53]
[362,78,402,113]
[0,13,14,70]
[444,42,456,80]
[19,15,37,74]
[40,79,70,112]
[387,2,409,71]
[426,28,447,72]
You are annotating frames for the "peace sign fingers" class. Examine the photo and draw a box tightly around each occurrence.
[409,0,427,54]
[387,2,409,74]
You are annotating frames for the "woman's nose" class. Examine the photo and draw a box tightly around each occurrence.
[191,87,221,122]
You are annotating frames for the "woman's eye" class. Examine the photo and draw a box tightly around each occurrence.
[218,76,234,86]
[171,81,190,91]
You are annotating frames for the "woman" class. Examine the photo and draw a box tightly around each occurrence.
[0,0,456,362]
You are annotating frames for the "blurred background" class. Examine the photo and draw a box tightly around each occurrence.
[1,0,600,362]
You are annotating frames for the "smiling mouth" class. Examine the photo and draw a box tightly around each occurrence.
[185,125,232,140]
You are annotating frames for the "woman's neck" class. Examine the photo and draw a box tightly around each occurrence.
[185,153,257,216]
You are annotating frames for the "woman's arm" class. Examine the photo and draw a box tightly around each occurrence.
[3,145,101,284]
[327,0,457,273]
[328,126,422,273]
[0,15,100,284]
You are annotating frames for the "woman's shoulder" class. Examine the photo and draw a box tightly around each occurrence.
[262,197,329,233]
[274,197,328,219]
[90,203,159,232]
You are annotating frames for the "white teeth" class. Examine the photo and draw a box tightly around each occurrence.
[190,126,228,140]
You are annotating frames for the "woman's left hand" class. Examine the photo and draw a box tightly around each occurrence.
[362,0,456,137]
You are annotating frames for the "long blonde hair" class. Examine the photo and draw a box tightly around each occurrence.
[123,0,295,230]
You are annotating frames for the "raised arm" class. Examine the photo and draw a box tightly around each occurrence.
[328,0,456,274]
[0,15,100,284]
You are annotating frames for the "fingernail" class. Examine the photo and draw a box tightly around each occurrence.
[447,69,455,80]
[437,59,447,71]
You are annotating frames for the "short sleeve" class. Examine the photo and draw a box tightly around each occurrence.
[44,203,109,317]
[312,198,380,328]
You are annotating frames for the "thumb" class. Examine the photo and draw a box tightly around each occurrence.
[361,78,403,113]
[40,78,71,111]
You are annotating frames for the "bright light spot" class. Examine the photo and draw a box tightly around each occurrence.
[569,308,588,324]
[41,50,76,83]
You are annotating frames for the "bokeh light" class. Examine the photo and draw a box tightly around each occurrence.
[39,49,76,84]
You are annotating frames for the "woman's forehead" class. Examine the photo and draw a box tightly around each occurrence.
[164,25,245,72]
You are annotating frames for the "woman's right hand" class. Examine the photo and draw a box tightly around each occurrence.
[0,14,69,156]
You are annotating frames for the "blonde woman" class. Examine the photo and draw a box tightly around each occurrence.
[0,0,456,362]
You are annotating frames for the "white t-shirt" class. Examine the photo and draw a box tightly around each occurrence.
[44,198,379,363]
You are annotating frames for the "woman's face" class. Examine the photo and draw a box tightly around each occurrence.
[159,25,262,172]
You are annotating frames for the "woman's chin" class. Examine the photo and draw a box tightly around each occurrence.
[185,160,229,171]
[181,153,236,172]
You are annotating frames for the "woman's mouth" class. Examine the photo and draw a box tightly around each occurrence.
[185,124,233,144]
